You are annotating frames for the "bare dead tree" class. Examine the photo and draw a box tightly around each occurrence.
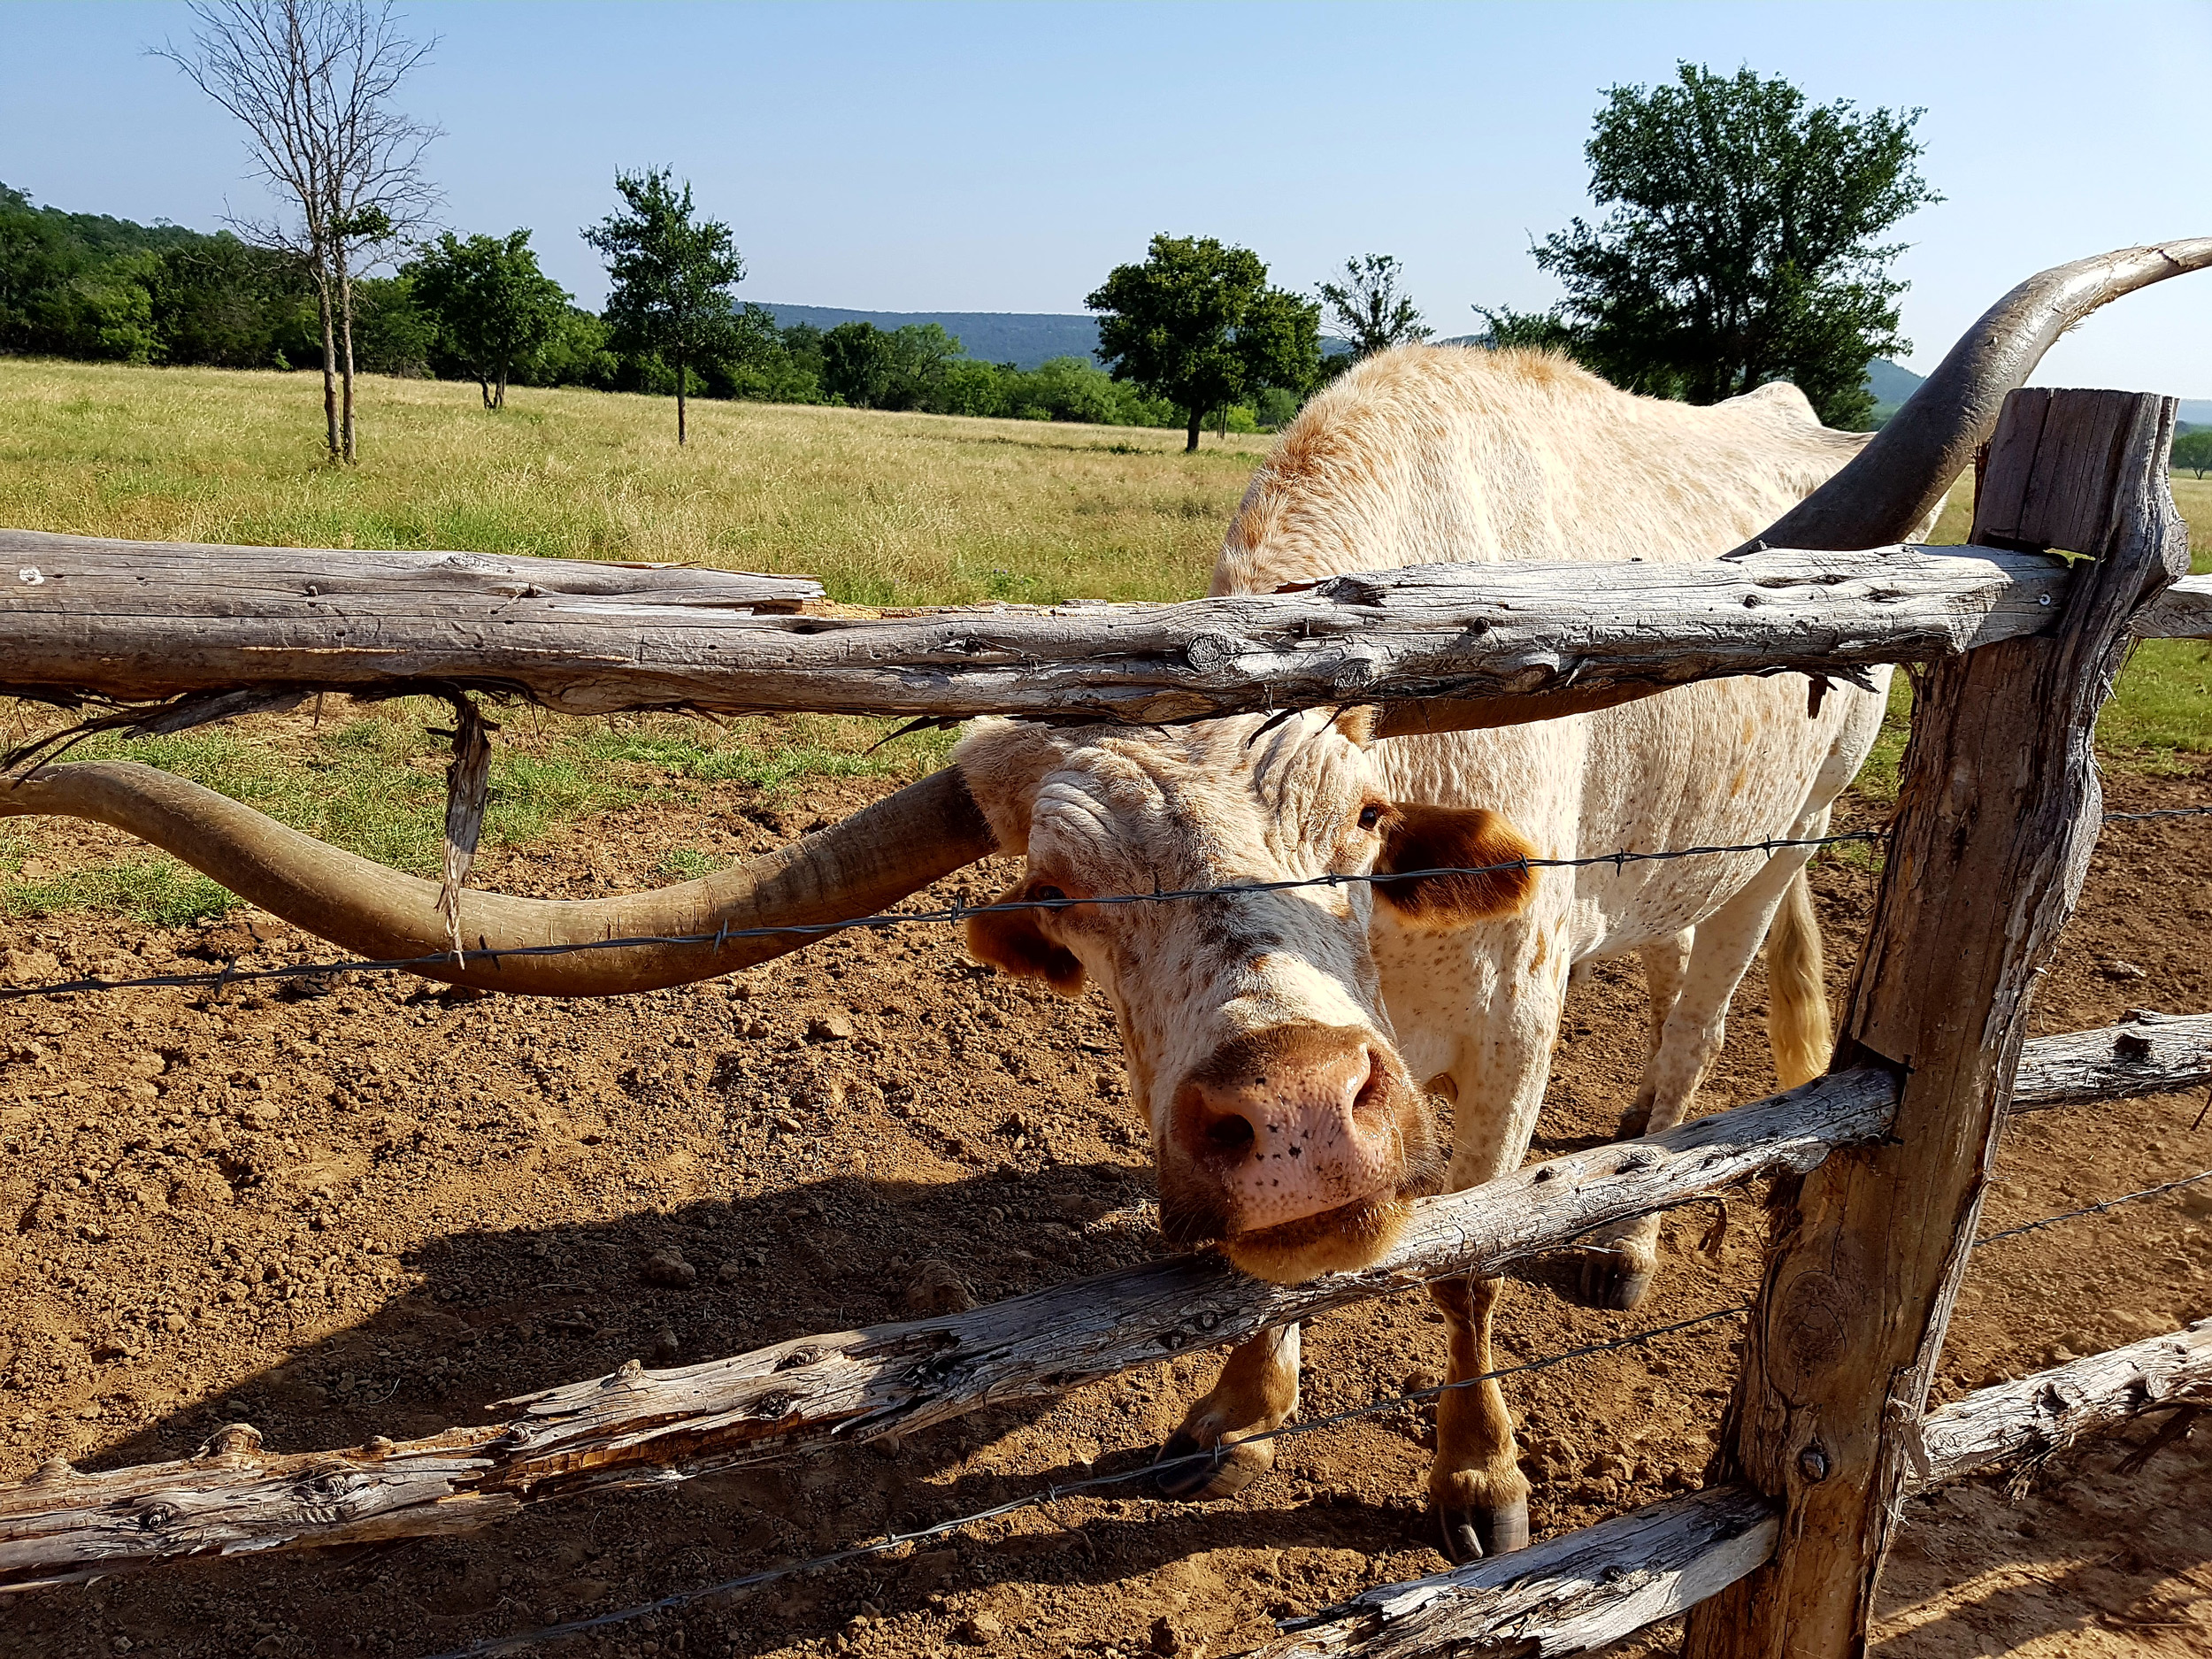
[157,0,440,464]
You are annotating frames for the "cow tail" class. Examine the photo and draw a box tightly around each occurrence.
[1766,868,1832,1089]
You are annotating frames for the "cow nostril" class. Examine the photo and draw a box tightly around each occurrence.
[1352,1050,1389,1115]
[1205,1113,1257,1156]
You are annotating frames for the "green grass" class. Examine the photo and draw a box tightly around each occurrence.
[1,358,2206,919]
[0,701,955,925]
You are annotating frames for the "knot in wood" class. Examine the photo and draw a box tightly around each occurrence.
[204,1423,264,1458]
[607,1358,646,1386]
[1330,657,1376,693]
[2113,1031,2154,1062]
[751,1389,797,1420]
[1797,1443,1830,1483]
[1183,633,1245,674]
[138,1504,179,1532]
[1775,1271,1853,1386]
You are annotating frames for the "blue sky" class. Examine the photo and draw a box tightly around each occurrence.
[4,1,2208,392]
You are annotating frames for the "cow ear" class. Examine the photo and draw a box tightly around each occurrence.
[964,887,1086,996]
[1374,804,1538,929]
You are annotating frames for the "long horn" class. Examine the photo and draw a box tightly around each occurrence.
[0,763,995,996]
[1750,236,2212,551]
[1379,238,2212,741]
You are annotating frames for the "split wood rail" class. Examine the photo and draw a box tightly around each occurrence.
[2,387,2210,1657]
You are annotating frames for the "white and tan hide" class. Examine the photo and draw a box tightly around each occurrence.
[956,346,1919,1561]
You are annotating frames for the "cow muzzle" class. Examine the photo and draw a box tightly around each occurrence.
[1162,1023,1442,1284]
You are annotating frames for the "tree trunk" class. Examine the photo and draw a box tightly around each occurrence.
[677,353,687,446]
[336,243,357,465]
[316,273,340,465]
[1185,406,1202,451]
[495,365,507,411]
[478,377,493,411]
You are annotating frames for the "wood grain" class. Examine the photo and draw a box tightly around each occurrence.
[1684,389,2192,1659]
[4,527,2206,726]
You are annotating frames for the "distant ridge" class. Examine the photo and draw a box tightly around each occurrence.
[757,305,1099,371]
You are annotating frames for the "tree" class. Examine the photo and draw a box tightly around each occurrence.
[1087,234,1322,450]
[2174,427,2212,480]
[160,0,440,463]
[1317,254,1432,357]
[405,230,568,408]
[1509,63,1938,428]
[583,169,744,445]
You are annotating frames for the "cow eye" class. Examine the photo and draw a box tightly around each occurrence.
[1357,803,1386,833]
[1032,885,1067,904]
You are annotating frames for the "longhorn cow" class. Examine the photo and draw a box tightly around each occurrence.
[6,242,2207,1563]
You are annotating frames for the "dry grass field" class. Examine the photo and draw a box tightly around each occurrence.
[0,357,2206,925]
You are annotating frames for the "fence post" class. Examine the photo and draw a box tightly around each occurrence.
[1681,388,2188,1659]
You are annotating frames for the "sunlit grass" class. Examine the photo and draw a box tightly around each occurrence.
[0,357,1268,606]
[2,359,2205,918]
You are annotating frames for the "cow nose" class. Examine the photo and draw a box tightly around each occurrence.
[1177,1039,1402,1233]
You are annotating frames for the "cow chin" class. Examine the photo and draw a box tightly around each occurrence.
[1217,1194,1420,1284]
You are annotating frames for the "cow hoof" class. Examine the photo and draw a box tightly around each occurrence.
[1574,1249,1654,1311]
[1437,1498,1531,1563]
[1156,1428,1271,1500]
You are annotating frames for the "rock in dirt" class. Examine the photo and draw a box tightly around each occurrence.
[641,1248,697,1287]
[957,1613,1002,1644]
[900,1259,975,1316]
[1,948,61,987]
[1151,1615,1184,1655]
[807,1010,855,1043]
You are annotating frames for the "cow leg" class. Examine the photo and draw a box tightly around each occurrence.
[1576,844,1819,1310]
[1429,1271,1530,1561]
[1425,972,1563,1562]
[1623,928,1695,1136]
[1157,1321,1299,1500]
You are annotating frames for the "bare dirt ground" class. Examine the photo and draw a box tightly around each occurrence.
[1,761,2208,1659]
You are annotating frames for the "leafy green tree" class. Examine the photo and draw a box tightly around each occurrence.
[1317,254,1431,357]
[526,307,620,389]
[1087,234,1322,450]
[405,231,569,408]
[818,320,895,408]
[583,169,745,443]
[1504,64,1937,428]
[2174,427,2212,480]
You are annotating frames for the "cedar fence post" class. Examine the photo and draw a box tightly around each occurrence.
[1682,388,2189,1659]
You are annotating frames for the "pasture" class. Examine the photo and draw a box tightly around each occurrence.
[0,362,2208,1658]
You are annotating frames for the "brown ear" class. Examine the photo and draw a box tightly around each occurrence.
[1374,804,1538,929]
[964,888,1086,996]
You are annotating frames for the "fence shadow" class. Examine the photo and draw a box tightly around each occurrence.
[78,1156,1172,1480]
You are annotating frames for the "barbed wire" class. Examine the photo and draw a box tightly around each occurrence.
[6,803,2208,1006]
[415,1158,2212,1659]
[0,827,1893,1002]
[1974,1166,2212,1247]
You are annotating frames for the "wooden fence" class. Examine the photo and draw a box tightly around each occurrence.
[2,386,2209,1655]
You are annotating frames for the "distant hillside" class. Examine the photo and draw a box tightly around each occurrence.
[757,306,1100,370]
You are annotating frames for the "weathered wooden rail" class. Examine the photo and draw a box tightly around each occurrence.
[3,1011,2203,1592]
[1256,1319,2212,1659]
[4,527,2208,731]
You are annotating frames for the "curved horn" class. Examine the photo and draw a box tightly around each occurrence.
[1378,239,2212,741]
[0,763,995,996]
[1749,236,2212,551]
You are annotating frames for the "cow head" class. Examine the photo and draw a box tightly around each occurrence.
[954,710,1536,1284]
